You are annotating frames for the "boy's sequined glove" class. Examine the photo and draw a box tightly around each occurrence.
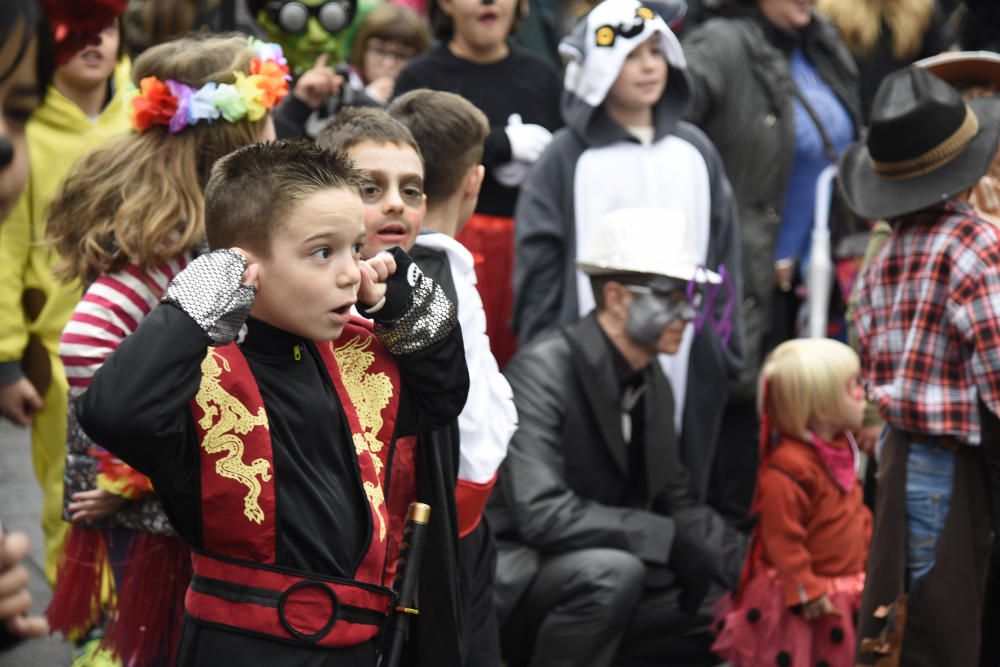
[162,249,255,345]
[358,247,457,355]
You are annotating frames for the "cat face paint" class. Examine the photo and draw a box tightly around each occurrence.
[623,283,697,348]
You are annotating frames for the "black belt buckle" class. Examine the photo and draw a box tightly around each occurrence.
[278,580,340,644]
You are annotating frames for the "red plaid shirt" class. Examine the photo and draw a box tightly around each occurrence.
[854,201,1000,446]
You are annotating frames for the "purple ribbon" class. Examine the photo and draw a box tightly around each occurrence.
[686,263,735,348]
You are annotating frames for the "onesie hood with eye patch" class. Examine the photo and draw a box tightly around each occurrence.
[559,0,691,147]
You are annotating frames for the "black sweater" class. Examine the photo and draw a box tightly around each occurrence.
[394,43,563,218]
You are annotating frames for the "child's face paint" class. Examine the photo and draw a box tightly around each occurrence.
[348,140,426,258]
[838,374,867,431]
[814,373,867,438]
[605,35,667,119]
[0,24,40,223]
[251,186,367,341]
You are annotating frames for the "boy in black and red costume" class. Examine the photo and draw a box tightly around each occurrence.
[74,140,469,666]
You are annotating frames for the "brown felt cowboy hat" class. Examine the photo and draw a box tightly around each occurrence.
[838,65,1000,220]
[915,50,1000,92]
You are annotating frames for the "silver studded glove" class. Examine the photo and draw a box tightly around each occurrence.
[358,247,457,355]
[162,249,255,345]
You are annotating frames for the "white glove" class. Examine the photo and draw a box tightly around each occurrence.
[504,113,553,163]
[493,160,532,187]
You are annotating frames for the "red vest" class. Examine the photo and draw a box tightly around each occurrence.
[184,319,418,648]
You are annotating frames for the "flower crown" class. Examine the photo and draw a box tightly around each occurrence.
[130,39,291,133]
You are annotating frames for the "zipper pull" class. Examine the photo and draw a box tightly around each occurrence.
[293,344,302,361]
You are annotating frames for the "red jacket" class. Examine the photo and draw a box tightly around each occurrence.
[757,436,872,606]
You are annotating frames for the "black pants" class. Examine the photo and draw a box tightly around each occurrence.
[499,548,716,667]
[459,519,501,667]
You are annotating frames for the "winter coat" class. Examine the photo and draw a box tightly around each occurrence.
[683,13,860,399]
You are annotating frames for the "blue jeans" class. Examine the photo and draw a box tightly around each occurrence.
[906,440,956,587]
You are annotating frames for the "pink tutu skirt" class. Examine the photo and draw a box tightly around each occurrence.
[711,568,865,667]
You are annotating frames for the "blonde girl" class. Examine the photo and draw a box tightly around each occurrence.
[45,33,286,666]
[713,338,873,667]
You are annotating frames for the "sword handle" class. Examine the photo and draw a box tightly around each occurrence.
[379,502,430,667]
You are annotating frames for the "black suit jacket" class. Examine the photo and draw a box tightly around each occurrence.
[488,313,744,613]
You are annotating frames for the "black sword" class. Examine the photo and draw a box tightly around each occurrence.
[379,502,430,667]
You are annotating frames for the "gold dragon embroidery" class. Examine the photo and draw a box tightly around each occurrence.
[333,336,394,542]
[195,349,272,524]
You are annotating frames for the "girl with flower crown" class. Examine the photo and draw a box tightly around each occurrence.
[44,33,287,666]
[711,338,872,667]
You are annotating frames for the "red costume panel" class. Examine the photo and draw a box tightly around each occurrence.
[187,319,417,648]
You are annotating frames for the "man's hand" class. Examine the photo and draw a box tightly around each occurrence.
[802,593,842,620]
[0,524,48,639]
[0,378,43,427]
[292,53,343,109]
[358,251,398,308]
[68,489,128,524]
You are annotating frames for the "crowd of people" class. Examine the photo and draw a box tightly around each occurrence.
[0,0,999,666]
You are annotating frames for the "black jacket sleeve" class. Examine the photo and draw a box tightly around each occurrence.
[272,94,315,140]
[482,127,513,168]
[510,135,573,343]
[364,248,470,437]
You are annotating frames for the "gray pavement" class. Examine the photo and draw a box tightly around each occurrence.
[0,421,73,666]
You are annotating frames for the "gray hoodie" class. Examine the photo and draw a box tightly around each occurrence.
[511,0,745,501]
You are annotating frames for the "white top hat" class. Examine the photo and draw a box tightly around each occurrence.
[576,207,721,284]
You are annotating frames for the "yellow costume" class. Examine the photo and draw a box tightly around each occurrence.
[0,60,131,583]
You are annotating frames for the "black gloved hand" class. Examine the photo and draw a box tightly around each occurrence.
[357,246,414,322]
[358,246,457,356]
[669,533,713,615]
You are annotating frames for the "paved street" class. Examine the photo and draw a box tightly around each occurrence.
[0,421,73,666]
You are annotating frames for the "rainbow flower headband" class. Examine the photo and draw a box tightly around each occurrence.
[130,39,291,133]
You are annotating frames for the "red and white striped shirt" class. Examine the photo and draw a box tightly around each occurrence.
[60,257,189,398]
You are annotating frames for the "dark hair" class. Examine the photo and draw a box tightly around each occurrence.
[429,0,523,42]
[205,139,363,257]
[388,89,488,203]
[961,0,1000,53]
[1,0,55,95]
[315,106,424,163]
[123,0,201,58]
[589,272,657,310]
[349,3,430,74]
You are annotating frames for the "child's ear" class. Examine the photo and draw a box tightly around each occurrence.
[239,248,259,265]
[464,164,485,202]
